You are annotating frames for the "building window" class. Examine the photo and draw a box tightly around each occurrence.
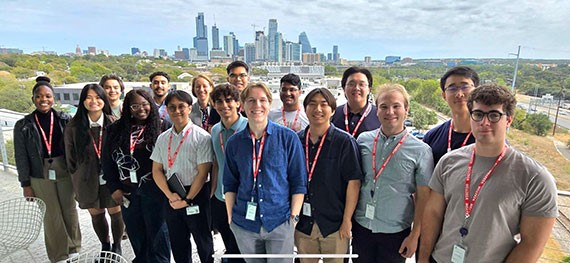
[73,93,79,100]
[64,93,70,100]
[55,93,61,101]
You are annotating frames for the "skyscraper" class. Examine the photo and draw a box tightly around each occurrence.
[212,24,220,50]
[268,19,278,61]
[255,31,268,61]
[299,32,312,54]
[131,47,140,55]
[285,41,301,62]
[333,45,339,62]
[193,12,208,60]
[244,43,256,64]
[224,35,234,56]
[231,32,239,56]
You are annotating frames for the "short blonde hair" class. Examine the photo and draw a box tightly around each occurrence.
[240,82,273,104]
[191,74,214,97]
[375,83,410,109]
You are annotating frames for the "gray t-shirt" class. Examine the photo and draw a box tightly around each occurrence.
[268,108,309,132]
[430,144,558,263]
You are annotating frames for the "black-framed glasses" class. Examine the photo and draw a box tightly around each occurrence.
[229,73,248,79]
[470,110,507,123]
[130,103,151,111]
[445,84,472,93]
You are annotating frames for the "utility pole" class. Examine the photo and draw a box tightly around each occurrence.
[509,45,521,92]
[553,79,566,136]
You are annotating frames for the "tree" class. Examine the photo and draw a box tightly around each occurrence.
[524,113,552,136]
[511,108,527,130]
[409,102,437,130]
[324,65,337,76]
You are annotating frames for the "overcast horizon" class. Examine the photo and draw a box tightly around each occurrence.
[2,0,570,60]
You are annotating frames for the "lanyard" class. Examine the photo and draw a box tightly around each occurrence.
[372,130,408,182]
[282,108,300,130]
[344,103,372,137]
[167,126,192,169]
[464,146,507,219]
[219,129,238,154]
[129,126,145,155]
[305,128,329,182]
[201,107,210,130]
[34,111,54,157]
[250,130,267,184]
[448,120,472,153]
[89,125,103,159]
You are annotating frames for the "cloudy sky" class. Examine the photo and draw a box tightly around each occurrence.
[1,0,569,59]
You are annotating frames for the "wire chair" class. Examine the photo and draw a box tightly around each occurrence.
[66,251,129,263]
[0,197,46,262]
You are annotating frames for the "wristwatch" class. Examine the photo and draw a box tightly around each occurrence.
[291,214,299,223]
[184,198,194,205]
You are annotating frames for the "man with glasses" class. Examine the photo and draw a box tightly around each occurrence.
[331,67,380,138]
[227,61,250,93]
[268,73,309,131]
[418,84,558,263]
[423,67,479,165]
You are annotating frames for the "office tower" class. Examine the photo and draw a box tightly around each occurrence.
[224,35,234,56]
[333,45,339,62]
[285,41,301,62]
[312,47,317,53]
[76,45,82,56]
[87,46,96,55]
[131,47,140,55]
[212,24,220,50]
[268,19,278,61]
[327,53,332,61]
[244,43,256,64]
[193,12,209,60]
[299,32,312,54]
[255,31,268,61]
[275,32,283,63]
[231,32,239,56]
[183,48,190,60]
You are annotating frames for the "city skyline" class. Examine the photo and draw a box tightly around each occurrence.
[1,0,570,59]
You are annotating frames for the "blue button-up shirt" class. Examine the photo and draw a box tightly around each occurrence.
[223,120,307,233]
[211,115,248,201]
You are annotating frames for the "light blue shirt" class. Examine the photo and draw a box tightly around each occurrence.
[211,115,248,201]
[355,128,434,233]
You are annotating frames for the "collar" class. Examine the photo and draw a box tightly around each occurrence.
[303,123,336,143]
[244,120,275,139]
[89,113,104,127]
[346,102,370,115]
[171,121,193,136]
[378,127,407,141]
[222,115,248,132]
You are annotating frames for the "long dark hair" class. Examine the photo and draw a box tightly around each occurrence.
[69,84,112,162]
[110,89,162,150]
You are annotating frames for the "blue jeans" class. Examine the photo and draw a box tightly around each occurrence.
[122,181,171,263]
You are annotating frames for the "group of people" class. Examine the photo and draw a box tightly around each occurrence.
[14,62,558,263]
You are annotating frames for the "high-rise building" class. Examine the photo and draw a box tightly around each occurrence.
[268,19,278,61]
[244,43,256,64]
[327,53,332,61]
[87,46,96,55]
[255,31,268,61]
[224,34,234,56]
[131,47,140,55]
[193,12,208,60]
[231,32,239,56]
[182,48,190,60]
[75,45,82,56]
[285,41,301,62]
[212,24,220,50]
[275,33,283,63]
[299,32,312,54]
[312,47,317,53]
[333,45,339,62]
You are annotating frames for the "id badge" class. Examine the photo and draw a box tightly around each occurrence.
[246,201,257,221]
[303,202,312,217]
[122,196,130,208]
[48,169,56,180]
[365,203,375,219]
[99,174,106,185]
[186,205,200,215]
[451,243,467,263]
[129,171,138,183]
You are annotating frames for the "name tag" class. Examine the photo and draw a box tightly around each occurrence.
[451,244,467,263]
[303,202,312,217]
[365,203,375,219]
[129,171,138,183]
[186,205,200,215]
[48,169,56,180]
[246,201,257,221]
[99,174,106,185]
[122,196,130,208]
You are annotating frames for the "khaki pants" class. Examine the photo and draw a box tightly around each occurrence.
[31,157,81,262]
[294,223,349,263]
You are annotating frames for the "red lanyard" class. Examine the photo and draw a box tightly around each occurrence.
[89,125,103,159]
[167,126,192,169]
[251,130,267,183]
[344,103,372,137]
[129,126,145,155]
[305,128,329,182]
[282,108,300,130]
[34,111,54,157]
[160,109,167,120]
[448,120,472,153]
[219,129,238,154]
[372,130,408,182]
[464,146,508,219]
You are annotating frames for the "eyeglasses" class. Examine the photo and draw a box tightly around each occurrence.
[167,104,189,112]
[130,103,151,111]
[346,81,368,89]
[229,73,248,79]
[470,110,507,123]
[445,84,472,93]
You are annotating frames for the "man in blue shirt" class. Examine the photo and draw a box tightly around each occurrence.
[211,83,248,263]
[331,67,380,138]
[423,67,479,165]
[224,82,307,263]
[295,88,363,263]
